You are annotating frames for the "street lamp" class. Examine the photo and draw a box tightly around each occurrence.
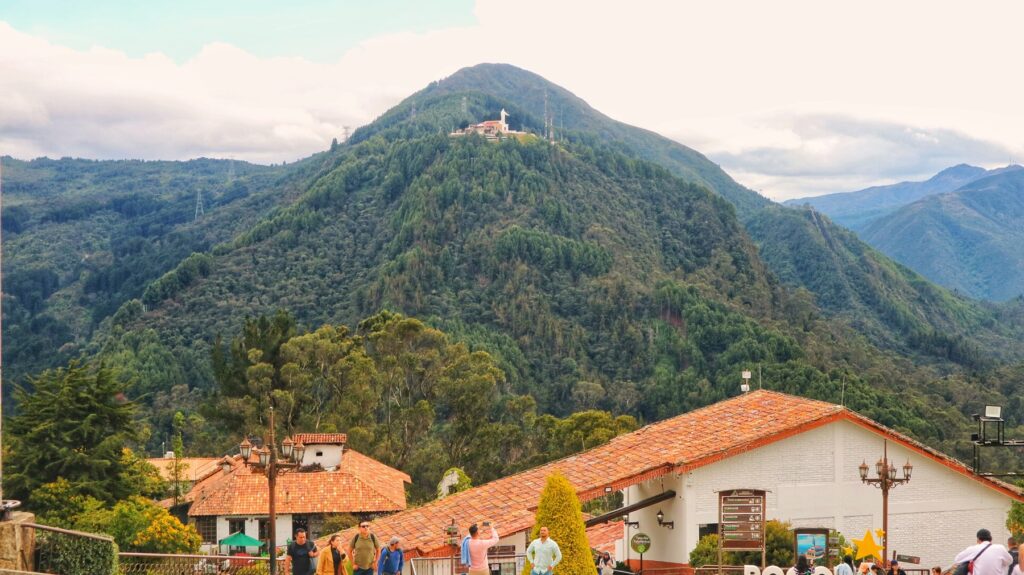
[858,440,912,563]
[238,407,305,575]
[656,509,674,530]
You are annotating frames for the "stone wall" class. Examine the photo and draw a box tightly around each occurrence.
[0,511,36,572]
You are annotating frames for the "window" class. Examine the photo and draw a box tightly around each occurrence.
[228,518,245,535]
[699,523,719,540]
[194,516,217,544]
[258,518,270,541]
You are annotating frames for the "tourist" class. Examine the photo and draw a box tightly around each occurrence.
[792,555,812,575]
[597,551,615,575]
[1009,538,1019,575]
[888,560,907,575]
[349,521,382,575]
[835,556,854,575]
[526,526,563,575]
[953,529,1013,575]
[287,529,320,575]
[467,522,500,575]
[931,567,942,575]
[317,535,348,575]
[869,564,883,575]
[1014,543,1024,575]
[378,537,405,575]
[858,562,872,575]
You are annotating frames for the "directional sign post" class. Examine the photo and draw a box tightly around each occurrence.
[718,489,768,574]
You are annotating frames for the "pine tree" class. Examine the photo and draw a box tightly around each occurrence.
[6,360,140,505]
[522,471,593,575]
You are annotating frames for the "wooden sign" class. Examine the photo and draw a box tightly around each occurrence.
[896,555,920,565]
[718,489,767,551]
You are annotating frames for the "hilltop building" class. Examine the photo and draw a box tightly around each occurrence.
[317,391,1022,575]
[450,109,531,141]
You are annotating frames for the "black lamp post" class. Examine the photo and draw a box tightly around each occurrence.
[858,441,912,563]
[239,407,306,575]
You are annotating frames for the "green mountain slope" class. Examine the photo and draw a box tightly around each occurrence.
[861,169,1024,301]
[0,155,307,386]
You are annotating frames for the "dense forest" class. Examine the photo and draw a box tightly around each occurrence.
[3,64,1024,500]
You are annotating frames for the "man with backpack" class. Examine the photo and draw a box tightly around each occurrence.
[286,529,320,575]
[349,521,382,575]
[378,537,405,575]
[1008,538,1018,575]
[952,529,1013,575]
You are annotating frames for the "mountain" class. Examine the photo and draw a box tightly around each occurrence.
[5,64,1023,463]
[783,164,1018,231]
[860,169,1024,301]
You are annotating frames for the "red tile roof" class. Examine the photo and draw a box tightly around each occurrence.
[187,448,410,517]
[294,433,348,445]
[146,457,222,483]
[316,390,1024,557]
[587,521,624,555]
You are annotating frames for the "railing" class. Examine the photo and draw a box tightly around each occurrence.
[23,522,118,575]
[409,554,525,575]
[118,552,282,574]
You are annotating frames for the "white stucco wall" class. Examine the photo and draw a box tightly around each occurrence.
[301,445,344,469]
[211,514,294,551]
[620,419,1016,569]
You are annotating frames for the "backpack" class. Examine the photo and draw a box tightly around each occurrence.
[953,544,991,575]
[353,533,380,549]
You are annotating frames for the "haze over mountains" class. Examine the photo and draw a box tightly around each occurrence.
[3,64,1023,462]
[788,164,1024,301]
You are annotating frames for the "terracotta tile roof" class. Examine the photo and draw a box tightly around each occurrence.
[587,521,624,555]
[187,449,409,517]
[294,433,348,445]
[146,457,222,483]
[316,390,1024,557]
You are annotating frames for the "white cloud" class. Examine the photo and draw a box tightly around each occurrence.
[2,0,1024,198]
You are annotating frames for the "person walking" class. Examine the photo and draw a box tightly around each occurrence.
[378,537,405,575]
[835,556,854,575]
[888,560,907,575]
[857,563,872,575]
[791,555,812,575]
[349,521,382,575]
[1013,543,1024,575]
[317,535,349,575]
[1009,538,1019,575]
[953,529,1013,575]
[597,551,615,575]
[931,567,942,575]
[526,527,562,575]
[286,529,320,575]
[467,522,500,575]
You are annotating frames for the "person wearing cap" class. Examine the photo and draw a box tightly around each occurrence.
[953,529,1013,575]
[888,560,907,575]
[378,537,404,575]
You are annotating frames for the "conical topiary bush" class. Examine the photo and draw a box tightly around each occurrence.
[521,471,594,575]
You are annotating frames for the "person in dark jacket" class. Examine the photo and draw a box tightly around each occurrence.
[378,537,405,575]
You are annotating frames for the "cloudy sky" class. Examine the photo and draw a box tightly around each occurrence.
[2,0,1023,200]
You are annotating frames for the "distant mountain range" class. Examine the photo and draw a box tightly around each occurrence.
[785,164,1022,231]
[859,169,1024,301]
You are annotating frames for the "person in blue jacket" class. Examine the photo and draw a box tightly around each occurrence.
[378,537,405,575]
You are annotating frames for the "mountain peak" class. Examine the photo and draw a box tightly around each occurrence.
[929,164,984,182]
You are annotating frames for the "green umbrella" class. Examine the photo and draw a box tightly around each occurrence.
[219,531,265,547]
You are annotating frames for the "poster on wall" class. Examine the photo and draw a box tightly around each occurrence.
[794,528,830,567]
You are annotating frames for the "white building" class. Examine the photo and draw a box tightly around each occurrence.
[320,391,1022,575]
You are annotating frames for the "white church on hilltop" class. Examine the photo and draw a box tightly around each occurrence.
[450,109,530,141]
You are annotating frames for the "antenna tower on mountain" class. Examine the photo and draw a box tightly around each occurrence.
[342,125,352,143]
[461,96,468,115]
[194,188,205,221]
[227,159,236,182]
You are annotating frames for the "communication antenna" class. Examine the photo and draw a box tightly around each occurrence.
[461,95,468,115]
[342,125,351,143]
[410,105,417,120]
[227,159,236,182]
[194,188,205,221]
[741,370,752,393]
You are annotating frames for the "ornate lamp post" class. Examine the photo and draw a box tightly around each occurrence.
[858,441,913,563]
[239,407,306,575]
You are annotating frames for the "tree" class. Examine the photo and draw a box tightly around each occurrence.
[522,472,593,575]
[30,478,105,529]
[75,496,201,553]
[437,467,472,498]
[7,360,140,505]
[689,520,793,568]
[1008,483,1024,538]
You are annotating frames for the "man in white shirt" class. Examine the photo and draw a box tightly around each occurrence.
[953,529,1013,575]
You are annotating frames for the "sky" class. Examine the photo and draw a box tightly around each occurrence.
[2,0,1023,200]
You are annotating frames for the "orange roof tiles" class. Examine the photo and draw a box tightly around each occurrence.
[187,448,409,517]
[294,433,348,445]
[316,390,1024,557]
[587,521,624,555]
[147,457,222,483]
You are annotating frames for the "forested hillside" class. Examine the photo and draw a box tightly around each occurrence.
[861,169,1024,301]
[4,64,1023,486]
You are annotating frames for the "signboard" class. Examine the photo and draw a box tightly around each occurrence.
[896,555,920,565]
[718,490,767,551]
[630,533,652,554]
[794,529,830,567]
